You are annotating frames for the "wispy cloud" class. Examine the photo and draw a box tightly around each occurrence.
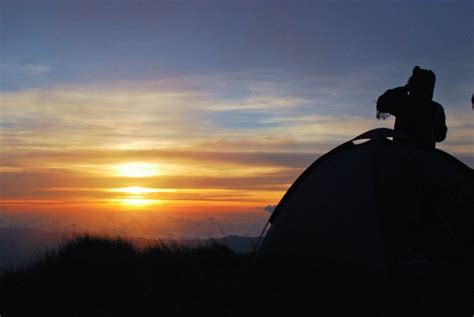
[0,73,472,237]
[19,64,50,76]
[0,63,51,76]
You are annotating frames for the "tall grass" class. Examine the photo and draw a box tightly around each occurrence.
[0,233,472,316]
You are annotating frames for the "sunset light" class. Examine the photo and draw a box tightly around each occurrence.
[110,187,175,195]
[107,186,167,208]
[0,0,471,241]
[114,163,160,178]
[118,198,158,207]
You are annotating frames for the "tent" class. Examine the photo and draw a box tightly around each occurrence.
[257,128,474,272]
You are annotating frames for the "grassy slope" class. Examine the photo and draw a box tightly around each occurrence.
[0,234,473,316]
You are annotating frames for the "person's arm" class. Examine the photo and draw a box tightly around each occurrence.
[376,86,409,116]
[434,103,447,143]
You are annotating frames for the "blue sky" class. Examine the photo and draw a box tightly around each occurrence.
[1,1,472,132]
[1,1,473,91]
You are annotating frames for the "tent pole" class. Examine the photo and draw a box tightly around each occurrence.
[253,220,271,255]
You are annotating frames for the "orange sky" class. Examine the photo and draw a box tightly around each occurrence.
[0,84,307,237]
[1,2,473,238]
[1,84,472,238]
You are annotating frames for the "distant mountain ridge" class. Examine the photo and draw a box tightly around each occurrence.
[0,227,258,269]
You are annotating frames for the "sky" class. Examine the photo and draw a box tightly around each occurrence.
[0,0,473,239]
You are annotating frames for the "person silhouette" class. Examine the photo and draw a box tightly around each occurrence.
[376,66,447,148]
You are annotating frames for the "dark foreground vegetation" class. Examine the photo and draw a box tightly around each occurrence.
[0,234,473,316]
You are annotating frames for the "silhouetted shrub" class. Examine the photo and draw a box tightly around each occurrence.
[0,233,473,316]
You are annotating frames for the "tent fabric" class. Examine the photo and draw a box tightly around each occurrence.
[258,128,474,270]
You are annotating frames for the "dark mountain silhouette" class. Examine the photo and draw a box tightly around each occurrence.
[1,232,473,316]
[0,227,258,270]
[0,227,64,269]
[0,234,263,316]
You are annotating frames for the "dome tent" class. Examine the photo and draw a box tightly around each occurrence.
[257,128,474,272]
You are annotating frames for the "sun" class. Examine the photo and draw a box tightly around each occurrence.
[116,187,155,194]
[107,187,172,208]
[110,187,175,194]
[108,163,163,208]
[114,162,160,178]
[119,197,156,207]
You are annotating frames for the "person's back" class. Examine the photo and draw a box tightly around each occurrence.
[377,66,447,148]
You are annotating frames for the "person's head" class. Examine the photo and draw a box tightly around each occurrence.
[407,66,436,100]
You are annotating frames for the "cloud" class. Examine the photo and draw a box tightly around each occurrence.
[208,95,310,111]
[263,204,277,213]
[0,80,387,160]
[0,208,269,240]
[0,148,319,171]
[19,64,50,75]
[0,75,472,234]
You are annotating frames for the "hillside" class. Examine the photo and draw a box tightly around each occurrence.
[1,234,473,316]
[0,227,258,270]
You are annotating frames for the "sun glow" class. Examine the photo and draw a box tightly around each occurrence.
[119,197,157,207]
[110,187,176,195]
[114,162,160,178]
[108,186,169,208]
